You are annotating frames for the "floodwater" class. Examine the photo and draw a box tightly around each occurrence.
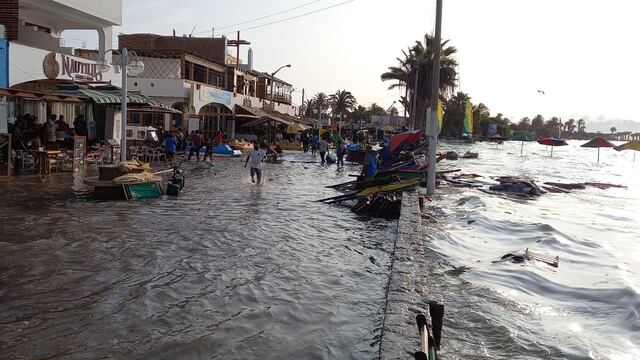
[1,141,639,359]
[425,140,640,359]
[0,154,396,359]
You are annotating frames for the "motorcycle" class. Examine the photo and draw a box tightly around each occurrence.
[166,160,185,196]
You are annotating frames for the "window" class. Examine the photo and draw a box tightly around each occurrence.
[193,64,206,83]
[183,61,192,80]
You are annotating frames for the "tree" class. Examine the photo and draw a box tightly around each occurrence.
[303,99,315,118]
[517,117,531,132]
[329,89,357,125]
[531,114,545,130]
[389,106,399,117]
[565,118,576,134]
[381,33,458,131]
[472,103,490,137]
[610,126,617,134]
[442,91,470,137]
[577,118,586,132]
[350,105,369,125]
[368,103,386,116]
[312,92,329,112]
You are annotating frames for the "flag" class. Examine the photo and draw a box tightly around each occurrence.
[437,99,443,135]
[463,100,473,135]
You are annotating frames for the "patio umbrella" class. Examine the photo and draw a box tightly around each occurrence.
[512,133,532,155]
[614,140,640,162]
[537,137,568,157]
[581,137,614,163]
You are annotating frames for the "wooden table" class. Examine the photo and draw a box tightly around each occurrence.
[27,150,61,174]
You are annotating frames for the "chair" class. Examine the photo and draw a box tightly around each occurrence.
[16,150,35,171]
[87,151,104,169]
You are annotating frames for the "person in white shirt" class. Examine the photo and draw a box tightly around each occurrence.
[45,114,57,144]
[318,138,328,164]
[244,142,266,184]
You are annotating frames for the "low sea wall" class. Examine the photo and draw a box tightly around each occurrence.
[378,190,431,359]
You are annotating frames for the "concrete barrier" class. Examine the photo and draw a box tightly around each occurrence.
[378,190,431,359]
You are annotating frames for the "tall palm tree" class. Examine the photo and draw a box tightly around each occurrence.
[304,99,315,118]
[350,105,368,128]
[381,33,458,130]
[389,106,399,117]
[610,126,617,135]
[329,89,357,125]
[312,92,329,113]
[442,92,470,136]
[577,119,586,132]
[368,103,386,116]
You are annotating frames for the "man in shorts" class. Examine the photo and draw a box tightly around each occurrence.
[244,142,266,184]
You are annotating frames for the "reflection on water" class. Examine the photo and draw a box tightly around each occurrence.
[0,154,395,359]
[425,140,640,359]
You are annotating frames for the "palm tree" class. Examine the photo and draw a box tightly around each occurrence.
[389,106,399,117]
[442,91,470,136]
[610,126,617,135]
[577,119,586,132]
[565,119,576,134]
[381,33,458,130]
[350,105,368,128]
[329,89,357,125]
[368,103,386,116]
[312,92,329,113]
[303,99,315,118]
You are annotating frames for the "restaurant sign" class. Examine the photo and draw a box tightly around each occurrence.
[199,86,232,109]
[43,52,103,82]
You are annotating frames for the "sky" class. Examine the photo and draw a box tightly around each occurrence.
[63,0,640,131]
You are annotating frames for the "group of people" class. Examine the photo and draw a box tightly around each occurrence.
[10,113,94,152]
[162,129,226,164]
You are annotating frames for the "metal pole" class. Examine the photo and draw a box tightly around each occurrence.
[269,73,275,145]
[426,0,443,195]
[411,67,420,131]
[317,103,322,139]
[120,47,128,162]
[301,88,305,116]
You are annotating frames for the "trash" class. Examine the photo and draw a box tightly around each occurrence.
[494,248,559,267]
[461,151,479,159]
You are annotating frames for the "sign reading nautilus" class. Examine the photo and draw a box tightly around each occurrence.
[42,52,103,81]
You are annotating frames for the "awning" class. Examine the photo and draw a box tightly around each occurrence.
[76,88,181,114]
[236,104,291,127]
[0,87,83,102]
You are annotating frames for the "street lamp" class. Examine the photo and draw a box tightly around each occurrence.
[268,64,291,144]
[97,48,145,161]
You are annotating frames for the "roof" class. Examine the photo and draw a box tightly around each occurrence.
[256,72,292,86]
[0,87,83,102]
[236,104,291,127]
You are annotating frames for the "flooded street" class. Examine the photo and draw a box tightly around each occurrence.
[0,153,395,359]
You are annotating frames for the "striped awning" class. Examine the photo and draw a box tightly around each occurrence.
[77,88,181,114]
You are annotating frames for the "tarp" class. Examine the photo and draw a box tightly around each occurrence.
[390,129,422,154]
[437,99,443,135]
[213,144,235,155]
[463,100,473,135]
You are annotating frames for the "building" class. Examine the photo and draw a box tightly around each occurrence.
[118,33,300,140]
[0,0,132,141]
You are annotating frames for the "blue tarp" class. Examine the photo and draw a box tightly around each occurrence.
[347,144,361,151]
[0,39,8,88]
[213,144,234,155]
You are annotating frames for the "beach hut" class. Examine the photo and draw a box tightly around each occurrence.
[614,140,640,162]
[537,137,568,157]
[581,137,614,163]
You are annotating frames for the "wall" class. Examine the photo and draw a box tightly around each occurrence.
[50,0,122,26]
[119,34,227,65]
[136,57,181,79]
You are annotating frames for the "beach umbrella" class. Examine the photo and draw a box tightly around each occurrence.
[614,140,640,162]
[512,133,532,155]
[581,137,615,163]
[537,137,568,157]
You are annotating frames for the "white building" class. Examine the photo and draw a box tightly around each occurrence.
[1,0,126,139]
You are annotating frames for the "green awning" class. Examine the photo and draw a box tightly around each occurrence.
[78,88,121,104]
[77,88,181,114]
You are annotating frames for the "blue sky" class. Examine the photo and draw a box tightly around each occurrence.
[63,0,640,130]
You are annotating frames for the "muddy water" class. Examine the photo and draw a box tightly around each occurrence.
[0,154,396,359]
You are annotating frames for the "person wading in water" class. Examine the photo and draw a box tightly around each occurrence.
[245,142,266,184]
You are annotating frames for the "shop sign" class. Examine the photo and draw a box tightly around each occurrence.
[43,52,103,82]
[199,86,232,108]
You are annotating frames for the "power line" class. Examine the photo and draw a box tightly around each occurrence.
[210,0,323,34]
[219,0,355,36]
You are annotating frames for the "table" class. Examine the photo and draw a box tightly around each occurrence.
[27,150,61,174]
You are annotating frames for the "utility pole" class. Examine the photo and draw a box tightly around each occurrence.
[426,0,443,195]
[317,103,322,139]
[301,88,305,116]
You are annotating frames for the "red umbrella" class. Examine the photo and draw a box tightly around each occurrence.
[537,137,568,157]
[581,137,615,163]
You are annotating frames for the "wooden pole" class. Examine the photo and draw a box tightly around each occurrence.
[426,0,443,195]
[236,31,240,69]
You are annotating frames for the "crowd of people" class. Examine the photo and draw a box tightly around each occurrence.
[159,129,227,164]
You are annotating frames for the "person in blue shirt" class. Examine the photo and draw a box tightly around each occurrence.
[163,132,177,165]
[362,146,379,177]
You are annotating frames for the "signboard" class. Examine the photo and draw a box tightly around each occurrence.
[73,135,87,174]
[199,86,232,109]
[0,133,11,178]
[43,52,103,82]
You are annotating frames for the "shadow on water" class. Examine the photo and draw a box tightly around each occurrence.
[0,153,396,359]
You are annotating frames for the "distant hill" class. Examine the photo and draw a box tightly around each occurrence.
[582,118,640,133]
